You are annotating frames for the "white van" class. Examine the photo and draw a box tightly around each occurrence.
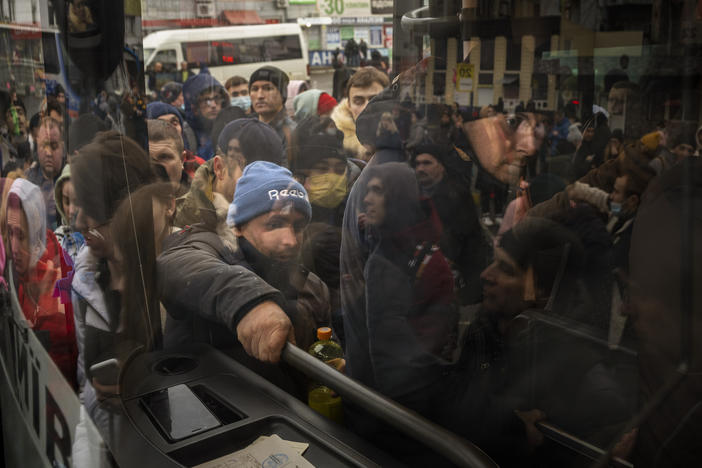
[143,23,309,93]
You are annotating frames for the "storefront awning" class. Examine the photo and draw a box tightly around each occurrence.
[142,18,221,29]
[221,10,264,25]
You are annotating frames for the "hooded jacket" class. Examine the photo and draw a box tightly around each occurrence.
[285,80,308,117]
[344,163,457,406]
[182,69,229,159]
[53,164,85,261]
[331,98,367,159]
[293,89,323,121]
[10,179,77,385]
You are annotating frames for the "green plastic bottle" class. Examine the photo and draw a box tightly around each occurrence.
[308,327,344,424]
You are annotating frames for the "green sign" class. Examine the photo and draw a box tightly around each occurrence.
[290,0,317,4]
[340,27,355,40]
[318,0,371,17]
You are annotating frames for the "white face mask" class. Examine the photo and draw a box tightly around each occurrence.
[231,95,251,111]
[610,201,622,216]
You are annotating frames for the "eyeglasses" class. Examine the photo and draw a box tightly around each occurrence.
[198,95,224,106]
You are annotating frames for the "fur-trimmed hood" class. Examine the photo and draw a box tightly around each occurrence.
[331,98,367,159]
[173,160,238,251]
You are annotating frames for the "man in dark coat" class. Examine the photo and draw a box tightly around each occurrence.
[411,142,489,304]
[158,161,330,388]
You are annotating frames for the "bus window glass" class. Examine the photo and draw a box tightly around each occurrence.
[41,32,60,75]
[262,35,302,61]
[150,48,177,71]
[183,41,212,66]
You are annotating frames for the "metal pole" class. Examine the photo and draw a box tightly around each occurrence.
[281,343,498,468]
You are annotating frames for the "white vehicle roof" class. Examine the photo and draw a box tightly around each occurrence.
[143,23,303,48]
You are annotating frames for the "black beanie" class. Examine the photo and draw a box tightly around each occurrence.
[411,141,451,167]
[249,66,289,103]
[291,116,345,172]
[217,118,284,166]
[499,217,584,294]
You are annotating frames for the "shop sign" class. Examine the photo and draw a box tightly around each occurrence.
[309,50,336,67]
[327,27,341,48]
[370,0,392,15]
[456,63,474,92]
[340,26,355,41]
[354,27,370,43]
[370,26,383,46]
[318,0,371,17]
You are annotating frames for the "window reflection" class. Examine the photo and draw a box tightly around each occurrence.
[0,1,700,467]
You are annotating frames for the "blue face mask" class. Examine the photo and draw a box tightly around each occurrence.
[610,202,622,216]
[231,95,251,111]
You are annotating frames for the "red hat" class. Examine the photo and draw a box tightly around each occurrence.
[317,92,337,116]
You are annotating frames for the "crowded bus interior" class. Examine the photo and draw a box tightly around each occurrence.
[0,0,700,467]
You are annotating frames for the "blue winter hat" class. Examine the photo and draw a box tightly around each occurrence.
[227,161,311,227]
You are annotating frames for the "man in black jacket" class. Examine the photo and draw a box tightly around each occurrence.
[158,161,329,373]
[411,142,489,304]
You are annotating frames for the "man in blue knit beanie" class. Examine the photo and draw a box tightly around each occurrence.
[158,160,329,373]
[224,161,329,350]
[228,161,312,264]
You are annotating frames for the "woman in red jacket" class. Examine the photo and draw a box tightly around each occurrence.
[6,178,77,387]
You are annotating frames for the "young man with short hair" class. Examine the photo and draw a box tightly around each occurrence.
[26,117,65,228]
[146,101,204,179]
[225,75,251,112]
[147,119,187,191]
[331,67,389,160]
[249,66,296,161]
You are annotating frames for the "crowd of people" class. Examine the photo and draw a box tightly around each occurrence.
[0,58,700,467]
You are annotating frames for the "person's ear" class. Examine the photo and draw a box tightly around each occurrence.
[166,197,176,219]
[625,193,639,212]
[181,150,187,162]
[213,156,225,180]
[523,265,537,302]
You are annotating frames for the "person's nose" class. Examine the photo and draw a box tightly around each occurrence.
[519,129,538,155]
[480,262,497,283]
[74,207,87,232]
[280,226,298,249]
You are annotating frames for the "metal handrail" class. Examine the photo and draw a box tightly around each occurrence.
[281,343,498,468]
[536,421,633,468]
[400,6,460,35]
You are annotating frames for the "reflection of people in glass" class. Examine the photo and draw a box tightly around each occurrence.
[344,162,458,463]
[6,178,77,386]
[110,182,175,355]
[627,158,702,466]
[463,112,545,186]
[70,131,156,446]
[68,0,95,33]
